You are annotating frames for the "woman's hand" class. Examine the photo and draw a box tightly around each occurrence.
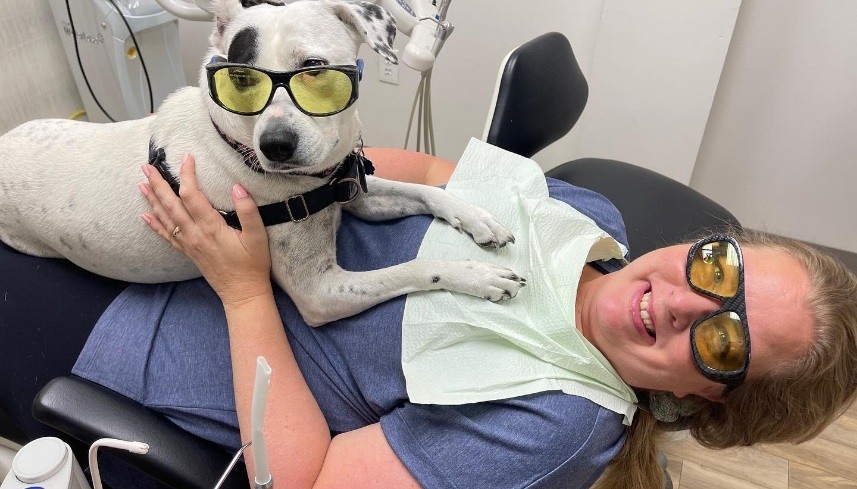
[140,154,273,306]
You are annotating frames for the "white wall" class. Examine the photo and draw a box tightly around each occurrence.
[0,1,82,133]
[358,0,741,179]
[355,0,605,164]
[574,0,740,183]
[691,0,857,253]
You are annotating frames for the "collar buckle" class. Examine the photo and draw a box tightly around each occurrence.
[332,177,361,204]
[286,195,310,222]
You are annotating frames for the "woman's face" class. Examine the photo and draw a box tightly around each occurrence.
[576,243,815,401]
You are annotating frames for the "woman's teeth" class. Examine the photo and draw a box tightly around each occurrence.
[640,292,655,339]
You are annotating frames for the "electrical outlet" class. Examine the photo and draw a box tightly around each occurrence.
[379,52,399,85]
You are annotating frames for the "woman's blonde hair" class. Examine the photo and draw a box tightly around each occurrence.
[594,229,857,489]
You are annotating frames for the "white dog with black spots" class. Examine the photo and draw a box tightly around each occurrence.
[0,0,524,325]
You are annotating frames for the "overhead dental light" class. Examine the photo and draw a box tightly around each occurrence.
[155,0,454,155]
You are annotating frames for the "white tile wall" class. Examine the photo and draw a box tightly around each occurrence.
[0,0,83,133]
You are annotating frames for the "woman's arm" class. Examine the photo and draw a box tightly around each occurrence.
[365,147,455,186]
[140,155,420,488]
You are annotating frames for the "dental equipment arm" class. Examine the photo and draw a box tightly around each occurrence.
[155,0,216,21]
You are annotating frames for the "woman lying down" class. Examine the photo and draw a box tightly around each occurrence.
[2,142,856,488]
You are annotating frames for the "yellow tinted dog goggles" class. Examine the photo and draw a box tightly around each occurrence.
[206,58,361,117]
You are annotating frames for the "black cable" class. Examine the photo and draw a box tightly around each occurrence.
[65,0,116,121]
[64,0,156,121]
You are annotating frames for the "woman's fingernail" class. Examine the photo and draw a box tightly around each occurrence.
[232,184,248,199]
[139,183,149,196]
[181,154,190,166]
[141,214,152,224]
[141,164,151,177]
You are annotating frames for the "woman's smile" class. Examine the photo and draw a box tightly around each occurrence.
[630,281,655,345]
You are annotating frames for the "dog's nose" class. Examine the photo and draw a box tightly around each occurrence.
[259,130,299,162]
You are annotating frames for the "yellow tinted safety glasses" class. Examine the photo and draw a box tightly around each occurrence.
[206,59,360,117]
[686,235,750,389]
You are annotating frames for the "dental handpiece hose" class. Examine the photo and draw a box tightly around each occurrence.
[252,357,273,489]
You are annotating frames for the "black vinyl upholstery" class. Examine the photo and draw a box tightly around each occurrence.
[33,376,248,489]
[485,32,588,158]
[547,158,740,259]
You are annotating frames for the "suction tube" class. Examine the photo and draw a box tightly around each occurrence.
[252,357,273,489]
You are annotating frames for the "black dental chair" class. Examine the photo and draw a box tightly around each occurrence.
[19,32,739,489]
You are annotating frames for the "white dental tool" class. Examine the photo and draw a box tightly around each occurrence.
[214,355,274,489]
[89,439,150,489]
[251,356,273,489]
[0,437,147,489]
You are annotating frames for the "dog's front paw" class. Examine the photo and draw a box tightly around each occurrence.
[441,206,515,249]
[442,261,526,302]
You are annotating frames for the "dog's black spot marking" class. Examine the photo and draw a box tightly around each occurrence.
[338,285,345,293]
[228,27,260,65]
[431,275,441,284]
[376,45,397,63]
[386,23,396,46]
[240,0,284,7]
[361,3,384,21]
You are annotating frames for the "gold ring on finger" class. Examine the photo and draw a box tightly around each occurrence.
[172,226,181,238]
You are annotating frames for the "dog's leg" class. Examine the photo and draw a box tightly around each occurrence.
[343,177,515,249]
[276,255,526,327]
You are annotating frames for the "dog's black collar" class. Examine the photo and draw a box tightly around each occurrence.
[147,138,374,230]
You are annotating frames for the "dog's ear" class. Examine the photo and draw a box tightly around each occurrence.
[327,1,398,65]
[210,0,286,51]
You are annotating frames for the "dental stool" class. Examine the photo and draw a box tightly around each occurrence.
[27,32,740,489]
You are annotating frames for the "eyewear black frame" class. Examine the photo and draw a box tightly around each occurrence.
[206,61,360,117]
[686,234,751,389]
